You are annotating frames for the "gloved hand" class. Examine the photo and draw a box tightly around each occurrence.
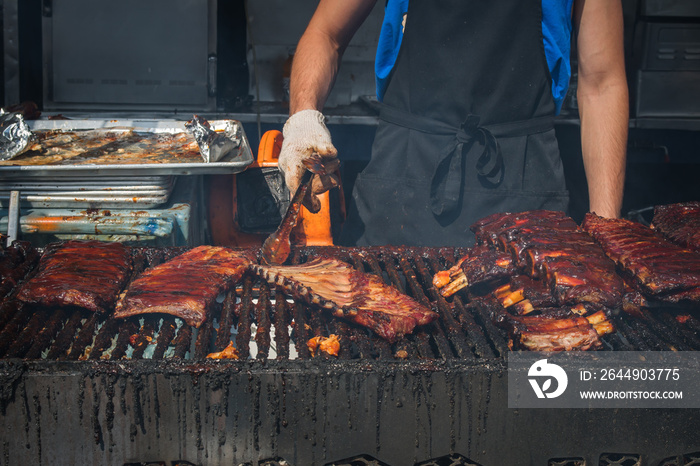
[279,109,340,213]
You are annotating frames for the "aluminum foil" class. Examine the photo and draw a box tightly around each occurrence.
[185,114,241,163]
[0,110,34,161]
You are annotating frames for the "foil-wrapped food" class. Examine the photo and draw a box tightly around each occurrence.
[185,114,241,163]
[0,110,34,161]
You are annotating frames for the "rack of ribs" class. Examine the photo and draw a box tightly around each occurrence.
[652,201,700,252]
[501,310,613,351]
[582,213,700,304]
[0,241,39,302]
[433,210,623,351]
[435,210,623,310]
[251,257,438,343]
[432,244,517,297]
[114,246,255,328]
[493,275,559,315]
[16,240,132,313]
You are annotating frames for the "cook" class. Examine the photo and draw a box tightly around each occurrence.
[278,0,629,247]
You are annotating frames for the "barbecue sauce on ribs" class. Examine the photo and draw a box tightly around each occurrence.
[16,240,132,314]
[251,257,438,343]
[652,201,700,252]
[114,246,255,328]
[583,213,700,304]
[434,210,621,351]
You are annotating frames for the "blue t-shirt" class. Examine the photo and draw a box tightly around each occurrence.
[375,0,575,114]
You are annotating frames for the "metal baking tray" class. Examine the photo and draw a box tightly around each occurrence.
[0,175,176,208]
[0,119,254,177]
[0,175,175,190]
[0,192,174,209]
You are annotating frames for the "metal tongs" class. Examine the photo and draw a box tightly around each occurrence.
[260,168,315,265]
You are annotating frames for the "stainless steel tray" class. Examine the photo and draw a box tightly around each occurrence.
[0,174,176,208]
[0,119,254,177]
[0,194,173,209]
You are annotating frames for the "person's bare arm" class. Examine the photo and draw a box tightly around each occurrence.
[290,0,378,114]
[279,0,377,211]
[574,0,629,218]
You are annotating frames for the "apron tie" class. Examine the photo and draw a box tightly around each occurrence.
[429,114,504,216]
[378,103,554,218]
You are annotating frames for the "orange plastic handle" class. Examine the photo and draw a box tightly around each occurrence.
[254,129,284,167]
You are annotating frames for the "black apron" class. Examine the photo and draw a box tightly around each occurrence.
[339,0,570,247]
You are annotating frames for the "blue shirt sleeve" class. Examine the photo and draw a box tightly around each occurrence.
[541,0,575,114]
[375,0,408,101]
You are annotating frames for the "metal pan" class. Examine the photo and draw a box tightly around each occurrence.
[0,119,254,177]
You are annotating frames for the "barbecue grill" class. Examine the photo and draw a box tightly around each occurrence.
[1,245,699,466]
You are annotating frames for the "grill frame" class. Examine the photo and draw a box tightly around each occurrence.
[1,244,700,465]
[2,358,700,465]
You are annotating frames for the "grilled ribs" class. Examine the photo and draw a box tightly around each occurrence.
[251,257,438,343]
[114,246,254,328]
[436,210,622,309]
[499,310,612,351]
[494,275,558,314]
[432,210,624,351]
[0,241,39,301]
[582,213,700,303]
[472,210,580,247]
[432,244,516,297]
[16,240,132,313]
[476,211,622,309]
[652,201,700,252]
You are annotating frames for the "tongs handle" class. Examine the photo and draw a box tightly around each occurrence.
[260,170,314,265]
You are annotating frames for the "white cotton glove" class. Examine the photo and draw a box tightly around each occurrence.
[279,109,340,213]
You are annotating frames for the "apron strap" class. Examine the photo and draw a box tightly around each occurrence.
[378,103,554,217]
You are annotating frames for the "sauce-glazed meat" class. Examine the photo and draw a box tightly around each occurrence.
[16,240,132,313]
[0,240,39,301]
[582,213,700,303]
[114,246,254,328]
[433,210,623,351]
[652,201,700,252]
[251,257,438,343]
[436,210,623,310]
[495,308,613,351]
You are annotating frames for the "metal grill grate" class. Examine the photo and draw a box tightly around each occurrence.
[2,245,700,363]
[599,454,642,466]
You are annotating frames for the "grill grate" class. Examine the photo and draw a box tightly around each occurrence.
[1,245,700,363]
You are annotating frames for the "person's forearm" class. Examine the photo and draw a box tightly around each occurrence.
[289,28,341,114]
[578,77,628,218]
[288,0,377,115]
[574,0,629,218]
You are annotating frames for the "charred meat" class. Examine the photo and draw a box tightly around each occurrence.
[114,246,254,328]
[0,240,39,301]
[433,244,516,297]
[496,308,613,351]
[251,257,438,343]
[473,211,622,309]
[16,240,132,313]
[509,313,612,351]
[432,210,623,351]
[652,201,700,252]
[435,210,623,310]
[582,213,700,303]
[493,275,558,314]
